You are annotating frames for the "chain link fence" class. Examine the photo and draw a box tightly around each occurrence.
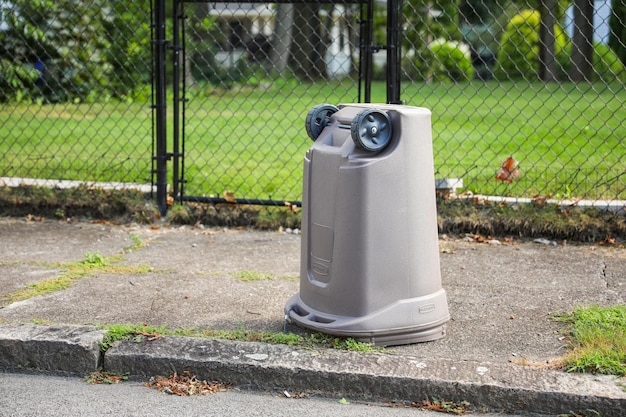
[400,0,626,202]
[0,0,154,191]
[1,0,625,207]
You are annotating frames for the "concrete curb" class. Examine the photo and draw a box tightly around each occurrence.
[0,324,104,374]
[1,324,625,416]
[105,336,626,416]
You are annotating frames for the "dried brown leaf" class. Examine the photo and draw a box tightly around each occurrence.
[145,371,230,396]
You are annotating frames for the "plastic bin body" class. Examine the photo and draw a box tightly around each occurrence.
[285,103,449,346]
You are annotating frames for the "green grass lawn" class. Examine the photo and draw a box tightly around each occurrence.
[0,102,154,185]
[1,80,624,201]
[402,81,626,200]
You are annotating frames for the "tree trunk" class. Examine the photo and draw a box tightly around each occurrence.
[608,0,626,66]
[270,3,294,75]
[290,4,327,80]
[539,0,558,82]
[569,0,594,82]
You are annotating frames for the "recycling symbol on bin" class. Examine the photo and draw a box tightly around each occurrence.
[306,104,392,152]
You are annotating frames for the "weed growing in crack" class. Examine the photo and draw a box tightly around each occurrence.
[554,305,626,376]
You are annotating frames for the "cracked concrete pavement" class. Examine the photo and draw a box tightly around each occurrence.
[0,217,625,416]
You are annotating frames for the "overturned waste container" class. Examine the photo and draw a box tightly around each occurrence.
[285,103,450,346]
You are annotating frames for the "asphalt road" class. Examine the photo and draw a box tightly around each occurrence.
[0,372,551,417]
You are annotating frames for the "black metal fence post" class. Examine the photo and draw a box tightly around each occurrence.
[153,0,168,215]
[386,0,402,104]
[172,0,185,201]
[359,0,375,103]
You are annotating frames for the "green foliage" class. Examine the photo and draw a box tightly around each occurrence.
[188,10,229,86]
[83,252,108,268]
[187,327,380,351]
[427,0,463,40]
[103,1,152,101]
[129,235,143,250]
[495,9,569,80]
[556,305,626,376]
[591,43,626,82]
[0,0,114,103]
[2,245,153,307]
[101,324,169,351]
[372,7,387,47]
[558,42,626,83]
[0,0,151,103]
[186,8,261,89]
[193,53,255,88]
[108,323,382,352]
[0,59,40,102]
[404,0,464,80]
[330,337,376,351]
[428,40,475,82]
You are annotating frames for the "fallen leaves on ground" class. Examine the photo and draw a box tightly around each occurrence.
[25,214,45,222]
[464,234,515,245]
[135,330,163,342]
[598,237,617,246]
[145,371,230,396]
[465,233,486,243]
[413,399,472,414]
[85,371,129,384]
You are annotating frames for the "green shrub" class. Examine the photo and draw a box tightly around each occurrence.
[593,43,626,82]
[428,40,475,82]
[0,60,40,102]
[558,43,626,83]
[593,42,626,82]
[494,9,569,80]
[0,0,152,103]
[402,49,433,82]
[0,0,115,103]
[103,1,152,100]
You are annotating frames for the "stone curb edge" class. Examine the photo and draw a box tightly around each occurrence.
[1,324,624,416]
[0,324,105,374]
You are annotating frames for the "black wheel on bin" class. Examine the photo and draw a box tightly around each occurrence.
[351,109,392,152]
[305,104,339,141]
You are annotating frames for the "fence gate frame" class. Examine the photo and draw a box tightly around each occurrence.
[151,0,403,215]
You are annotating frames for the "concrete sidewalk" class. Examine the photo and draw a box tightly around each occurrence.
[0,217,625,415]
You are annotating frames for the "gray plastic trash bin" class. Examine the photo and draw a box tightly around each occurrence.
[285,103,450,346]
